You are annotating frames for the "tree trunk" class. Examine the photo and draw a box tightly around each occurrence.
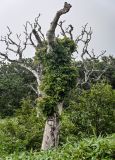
[41,3,71,150]
[41,113,59,150]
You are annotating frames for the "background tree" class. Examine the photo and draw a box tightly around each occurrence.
[75,24,112,90]
[103,56,115,88]
[65,83,115,138]
[0,62,37,118]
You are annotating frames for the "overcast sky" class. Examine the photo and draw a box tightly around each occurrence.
[0,0,115,58]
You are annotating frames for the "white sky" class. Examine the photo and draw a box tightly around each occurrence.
[0,0,115,58]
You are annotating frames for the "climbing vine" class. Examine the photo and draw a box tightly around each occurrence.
[36,37,77,117]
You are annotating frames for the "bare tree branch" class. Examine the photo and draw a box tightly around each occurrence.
[75,24,110,88]
[0,51,17,63]
[65,24,73,40]
[0,26,29,61]
[46,2,72,50]
[58,20,66,36]
[24,14,45,48]
[28,84,39,96]
[0,15,46,97]
[32,29,42,46]
[34,14,45,41]
[29,32,36,48]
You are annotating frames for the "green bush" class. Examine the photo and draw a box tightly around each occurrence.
[0,83,115,159]
[0,99,44,157]
[68,83,115,137]
[0,63,36,118]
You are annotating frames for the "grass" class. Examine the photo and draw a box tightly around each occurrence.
[1,134,115,160]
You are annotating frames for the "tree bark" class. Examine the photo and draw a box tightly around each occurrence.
[41,113,59,150]
[46,2,72,53]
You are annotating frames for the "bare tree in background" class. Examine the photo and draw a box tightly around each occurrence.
[75,24,111,90]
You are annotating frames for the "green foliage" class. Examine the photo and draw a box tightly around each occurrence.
[36,37,77,117]
[105,57,115,89]
[4,134,115,160]
[60,112,77,144]
[0,99,44,156]
[0,63,36,118]
[68,83,115,137]
[37,96,57,117]
[0,83,115,158]
[77,56,115,89]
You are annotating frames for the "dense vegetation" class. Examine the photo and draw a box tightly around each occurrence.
[0,46,115,159]
[0,63,37,118]
[0,78,115,159]
[3,134,115,160]
[0,47,115,159]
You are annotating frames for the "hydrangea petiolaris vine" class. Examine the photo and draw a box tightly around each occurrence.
[36,37,77,117]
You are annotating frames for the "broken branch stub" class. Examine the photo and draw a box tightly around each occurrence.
[46,2,72,46]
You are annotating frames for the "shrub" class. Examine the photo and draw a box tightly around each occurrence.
[0,99,44,157]
[65,83,115,138]
[5,134,115,160]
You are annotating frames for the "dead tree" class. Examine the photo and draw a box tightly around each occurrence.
[0,2,111,150]
[41,2,72,150]
[0,2,72,150]
[0,14,45,97]
[75,24,111,89]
